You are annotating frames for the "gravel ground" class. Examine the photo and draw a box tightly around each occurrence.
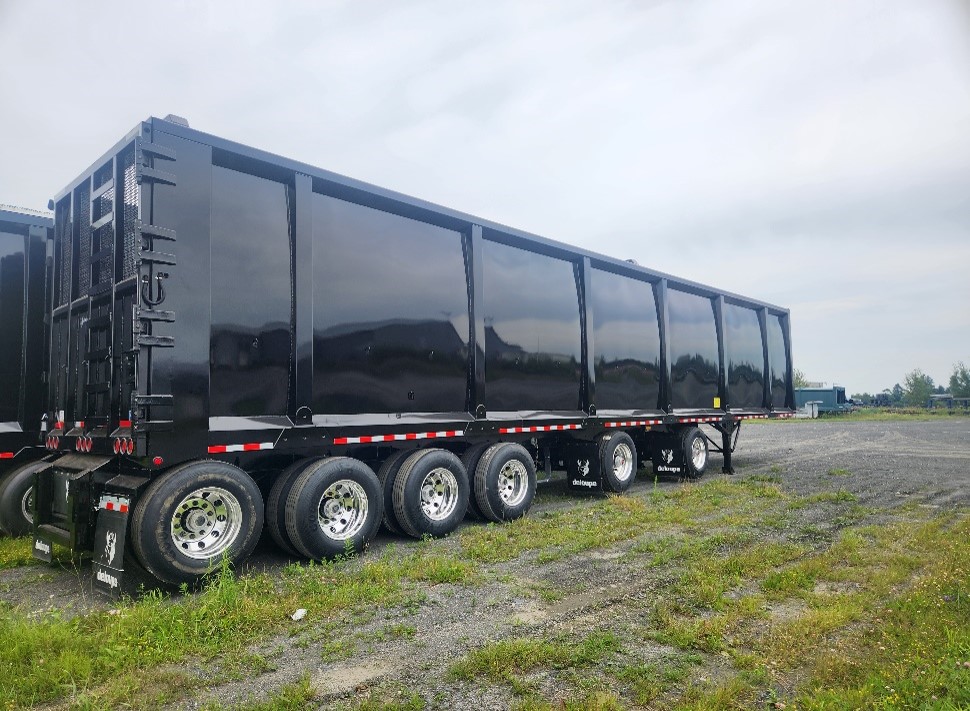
[3,417,968,709]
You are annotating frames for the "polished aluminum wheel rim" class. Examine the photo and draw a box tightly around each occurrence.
[171,486,243,559]
[497,460,528,506]
[420,468,459,521]
[20,488,33,524]
[318,479,369,540]
[691,436,707,469]
[612,443,634,482]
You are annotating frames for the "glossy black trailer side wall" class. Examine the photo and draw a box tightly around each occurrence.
[45,117,794,470]
[0,208,51,467]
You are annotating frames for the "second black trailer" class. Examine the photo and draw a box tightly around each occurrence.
[0,206,53,537]
[32,116,795,592]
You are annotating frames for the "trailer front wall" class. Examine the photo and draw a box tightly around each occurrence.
[589,268,661,413]
[312,194,470,415]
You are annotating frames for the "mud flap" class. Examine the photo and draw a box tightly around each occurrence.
[92,494,131,597]
[566,442,602,493]
[651,438,685,476]
[32,534,53,562]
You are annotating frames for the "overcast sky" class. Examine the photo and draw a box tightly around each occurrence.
[1,0,968,394]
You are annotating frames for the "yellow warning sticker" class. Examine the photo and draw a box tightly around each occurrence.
[713,397,721,408]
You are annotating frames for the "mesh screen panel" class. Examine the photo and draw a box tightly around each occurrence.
[56,199,71,306]
[121,146,139,279]
[76,183,91,295]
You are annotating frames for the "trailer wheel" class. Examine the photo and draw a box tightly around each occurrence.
[377,451,411,535]
[474,443,536,522]
[0,459,46,537]
[130,460,264,586]
[285,457,382,560]
[392,448,469,538]
[460,443,491,521]
[266,458,318,556]
[681,427,709,479]
[599,432,637,493]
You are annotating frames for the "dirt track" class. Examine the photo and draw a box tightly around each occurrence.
[3,418,968,708]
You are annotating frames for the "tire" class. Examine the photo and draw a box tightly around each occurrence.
[599,432,637,493]
[266,458,318,556]
[460,443,491,521]
[681,427,709,479]
[0,459,46,537]
[473,443,536,522]
[130,460,264,587]
[377,451,412,535]
[285,457,382,560]
[392,448,469,538]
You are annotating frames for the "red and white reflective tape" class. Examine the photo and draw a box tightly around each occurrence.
[207,442,275,454]
[678,416,722,424]
[774,412,795,419]
[604,420,664,428]
[333,430,464,446]
[498,424,582,434]
[98,494,130,513]
[740,414,768,420]
[0,452,13,459]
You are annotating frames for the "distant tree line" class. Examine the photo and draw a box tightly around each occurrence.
[795,362,970,408]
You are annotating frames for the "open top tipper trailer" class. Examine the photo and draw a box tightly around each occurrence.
[32,116,795,593]
[0,206,53,537]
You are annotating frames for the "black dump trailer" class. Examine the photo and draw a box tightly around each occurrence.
[32,116,795,593]
[0,206,53,537]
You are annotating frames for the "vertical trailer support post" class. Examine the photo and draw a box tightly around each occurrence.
[469,225,486,418]
[579,257,595,415]
[758,307,770,410]
[714,295,726,411]
[293,173,313,424]
[655,279,671,413]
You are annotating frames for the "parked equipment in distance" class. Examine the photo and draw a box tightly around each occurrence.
[31,116,795,593]
[794,386,851,415]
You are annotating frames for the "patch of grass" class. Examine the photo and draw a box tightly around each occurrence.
[617,652,702,705]
[227,674,318,711]
[0,537,40,569]
[827,467,852,477]
[652,514,969,708]
[761,567,816,598]
[0,537,72,570]
[800,489,858,504]
[459,478,786,565]
[320,637,356,662]
[515,690,624,711]
[0,546,474,708]
[451,631,620,693]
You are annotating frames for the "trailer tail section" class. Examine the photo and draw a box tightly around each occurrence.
[0,207,53,537]
[33,117,795,593]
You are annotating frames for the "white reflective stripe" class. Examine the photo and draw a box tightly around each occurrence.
[333,430,464,445]
[498,424,582,434]
[604,420,663,428]
[98,494,130,512]
[208,442,275,453]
